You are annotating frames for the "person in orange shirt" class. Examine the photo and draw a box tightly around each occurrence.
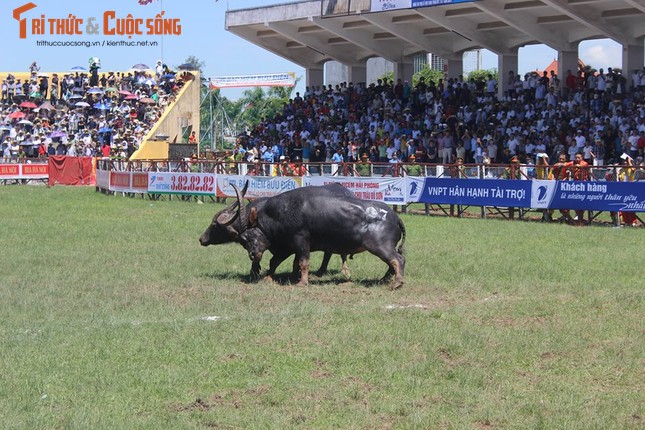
[618,155,638,226]
[552,153,574,223]
[568,152,591,225]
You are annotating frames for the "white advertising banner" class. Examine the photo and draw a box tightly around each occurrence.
[371,0,477,12]
[371,0,411,12]
[147,172,217,195]
[303,176,407,205]
[208,73,296,89]
[218,175,302,198]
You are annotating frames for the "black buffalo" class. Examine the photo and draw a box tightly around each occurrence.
[199,183,350,279]
[232,182,406,289]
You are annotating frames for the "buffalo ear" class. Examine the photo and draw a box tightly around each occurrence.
[249,207,258,227]
[216,209,238,226]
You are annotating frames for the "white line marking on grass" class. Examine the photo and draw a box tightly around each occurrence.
[385,304,428,310]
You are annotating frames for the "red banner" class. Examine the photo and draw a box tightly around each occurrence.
[48,156,95,186]
[0,164,20,177]
[0,163,48,180]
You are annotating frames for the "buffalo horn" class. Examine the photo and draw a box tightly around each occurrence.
[231,183,247,233]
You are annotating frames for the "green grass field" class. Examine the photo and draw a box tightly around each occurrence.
[0,186,643,429]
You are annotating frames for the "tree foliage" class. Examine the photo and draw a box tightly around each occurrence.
[178,55,206,76]
[466,68,498,83]
[412,66,445,87]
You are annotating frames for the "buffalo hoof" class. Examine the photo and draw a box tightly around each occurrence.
[389,280,404,290]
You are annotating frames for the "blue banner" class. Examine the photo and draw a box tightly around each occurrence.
[534,180,645,212]
[411,178,532,207]
[409,178,645,212]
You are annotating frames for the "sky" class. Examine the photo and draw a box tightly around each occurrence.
[1,0,624,100]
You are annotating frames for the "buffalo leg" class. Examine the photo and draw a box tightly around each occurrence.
[249,251,264,282]
[266,252,290,282]
[314,253,350,278]
[296,250,311,287]
[369,247,405,290]
[314,252,333,276]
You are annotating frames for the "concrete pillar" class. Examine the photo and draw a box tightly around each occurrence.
[558,48,579,98]
[622,44,644,81]
[446,57,463,81]
[306,67,324,88]
[325,61,349,86]
[348,64,367,84]
[558,48,579,78]
[498,51,519,99]
[393,62,414,84]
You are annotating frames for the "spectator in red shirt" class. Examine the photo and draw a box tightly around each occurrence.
[101,143,111,158]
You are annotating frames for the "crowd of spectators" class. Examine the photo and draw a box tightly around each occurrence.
[4,60,645,177]
[231,66,645,174]
[1,60,192,162]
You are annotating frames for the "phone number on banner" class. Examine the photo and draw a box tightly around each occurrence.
[148,172,216,195]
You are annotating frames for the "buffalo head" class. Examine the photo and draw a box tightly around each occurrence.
[199,181,248,246]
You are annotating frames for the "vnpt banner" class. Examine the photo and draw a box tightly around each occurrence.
[533,180,645,212]
[410,178,645,211]
[410,178,531,207]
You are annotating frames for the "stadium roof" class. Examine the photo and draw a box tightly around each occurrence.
[225,0,645,70]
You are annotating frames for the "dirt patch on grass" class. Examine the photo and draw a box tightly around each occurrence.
[170,392,244,413]
[475,419,495,429]
[478,315,551,328]
[437,348,467,368]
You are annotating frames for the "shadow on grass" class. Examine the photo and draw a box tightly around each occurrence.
[200,270,386,288]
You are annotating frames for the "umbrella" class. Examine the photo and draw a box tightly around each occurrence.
[143,79,156,86]
[20,101,38,109]
[93,103,110,110]
[132,63,150,70]
[18,119,34,126]
[39,101,54,110]
[68,94,83,99]
[71,87,84,93]
[0,125,11,131]
[86,88,103,94]
[50,130,67,138]
[8,111,26,119]
[75,101,90,107]
[118,90,132,96]
[139,97,155,104]
[99,127,113,133]
[125,95,138,100]
[160,74,175,81]
[104,87,118,93]
[71,66,87,71]
[37,72,49,77]
[29,92,42,98]
[177,63,193,70]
